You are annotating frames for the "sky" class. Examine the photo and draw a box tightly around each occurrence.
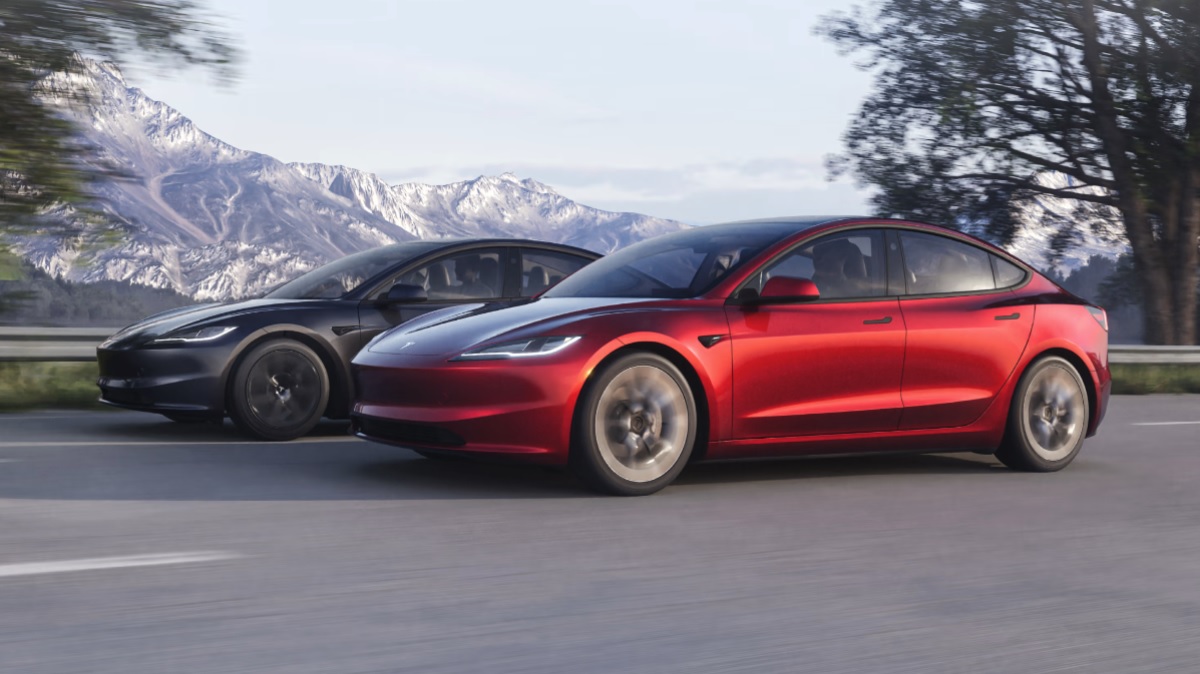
[136,0,876,225]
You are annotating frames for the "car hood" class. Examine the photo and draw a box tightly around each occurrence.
[104,299,315,346]
[367,297,652,357]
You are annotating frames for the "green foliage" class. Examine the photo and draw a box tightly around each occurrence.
[0,362,100,410]
[820,1,1200,344]
[1111,364,1200,394]
[0,0,238,234]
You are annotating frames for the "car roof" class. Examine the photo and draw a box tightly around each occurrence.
[414,238,601,258]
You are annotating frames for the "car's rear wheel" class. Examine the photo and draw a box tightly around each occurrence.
[228,339,329,441]
[571,352,697,496]
[996,355,1089,472]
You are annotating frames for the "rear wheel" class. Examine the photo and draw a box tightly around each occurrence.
[228,339,329,441]
[571,352,697,496]
[996,356,1089,472]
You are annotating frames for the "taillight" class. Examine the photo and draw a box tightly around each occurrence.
[1087,306,1108,332]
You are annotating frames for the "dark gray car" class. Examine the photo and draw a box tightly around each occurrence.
[96,239,598,440]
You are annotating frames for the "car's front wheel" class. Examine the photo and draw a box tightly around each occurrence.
[228,338,329,441]
[571,352,697,496]
[996,355,1089,472]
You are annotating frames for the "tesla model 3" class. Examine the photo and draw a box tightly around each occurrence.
[96,239,598,440]
[351,218,1111,495]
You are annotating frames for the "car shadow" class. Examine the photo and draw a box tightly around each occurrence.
[0,409,1011,501]
[676,451,1005,487]
[0,439,1007,503]
[94,417,354,443]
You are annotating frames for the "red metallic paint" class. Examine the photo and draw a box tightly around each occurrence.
[725,299,905,437]
[350,218,1111,471]
[759,276,821,301]
[897,292,1033,429]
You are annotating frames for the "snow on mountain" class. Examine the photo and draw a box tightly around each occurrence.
[17,60,686,301]
[23,60,418,301]
[289,163,683,254]
[1002,172,1129,276]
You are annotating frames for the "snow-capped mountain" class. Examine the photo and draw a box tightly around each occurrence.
[290,163,682,254]
[1001,172,1129,276]
[19,60,685,300]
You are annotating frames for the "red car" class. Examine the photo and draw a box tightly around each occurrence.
[351,218,1111,495]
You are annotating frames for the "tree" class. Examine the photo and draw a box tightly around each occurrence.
[820,0,1200,344]
[0,0,237,240]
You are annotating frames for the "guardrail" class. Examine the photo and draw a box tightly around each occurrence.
[0,327,1198,364]
[0,327,114,362]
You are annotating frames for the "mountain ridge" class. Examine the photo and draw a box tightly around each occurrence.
[17,60,686,301]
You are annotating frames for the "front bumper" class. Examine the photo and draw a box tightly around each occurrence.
[96,343,227,415]
[350,351,586,464]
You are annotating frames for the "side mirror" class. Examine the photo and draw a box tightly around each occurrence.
[757,276,820,304]
[383,282,427,303]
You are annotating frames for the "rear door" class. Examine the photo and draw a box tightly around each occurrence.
[894,229,1033,429]
[516,248,593,297]
[726,229,906,438]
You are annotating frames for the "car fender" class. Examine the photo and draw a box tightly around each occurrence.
[218,324,351,412]
[557,329,729,457]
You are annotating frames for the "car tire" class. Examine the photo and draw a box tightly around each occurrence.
[996,355,1089,472]
[228,339,330,441]
[571,352,697,496]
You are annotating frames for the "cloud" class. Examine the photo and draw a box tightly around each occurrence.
[377,158,871,224]
[383,157,830,199]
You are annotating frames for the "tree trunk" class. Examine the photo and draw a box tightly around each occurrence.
[1135,249,1175,344]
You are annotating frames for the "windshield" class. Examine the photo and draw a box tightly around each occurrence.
[544,222,804,299]
[264,242,442,300]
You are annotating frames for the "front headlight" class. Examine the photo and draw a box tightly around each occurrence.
[456,336,581,360]
[150,325,237,345]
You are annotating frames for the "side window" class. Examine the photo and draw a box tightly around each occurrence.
[899,231,995,295]
[520,250,591,297]
[992,256,1027,288]
[747,230,887,300]
[383,249,505,301]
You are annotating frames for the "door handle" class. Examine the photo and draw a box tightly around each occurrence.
[863,316,893,325]
[994,312,1021,321]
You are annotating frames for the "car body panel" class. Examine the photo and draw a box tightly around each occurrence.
[896,292,1034,429]
[725,298,905,437]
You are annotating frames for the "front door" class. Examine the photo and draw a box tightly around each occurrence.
[726,229,906,438]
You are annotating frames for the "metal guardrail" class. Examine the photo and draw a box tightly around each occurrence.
[0,327,1198,364]
[1108,345,1200,364]
[0,327,114,362]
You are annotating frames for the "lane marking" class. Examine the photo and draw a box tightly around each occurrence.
[0,551,243,579]
[1132,421,1200,427]
[0,437,362,448]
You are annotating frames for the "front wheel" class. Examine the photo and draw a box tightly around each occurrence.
[571,352,697,496]
[996,356,1089,472]
[228,339,330,441]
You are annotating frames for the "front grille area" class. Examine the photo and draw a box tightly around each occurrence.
[99,386,144,406]
[354,416,466,447]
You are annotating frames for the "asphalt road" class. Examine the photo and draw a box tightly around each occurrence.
[1,396,1198,673]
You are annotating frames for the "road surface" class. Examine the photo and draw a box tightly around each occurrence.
[1,396,1198,673]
